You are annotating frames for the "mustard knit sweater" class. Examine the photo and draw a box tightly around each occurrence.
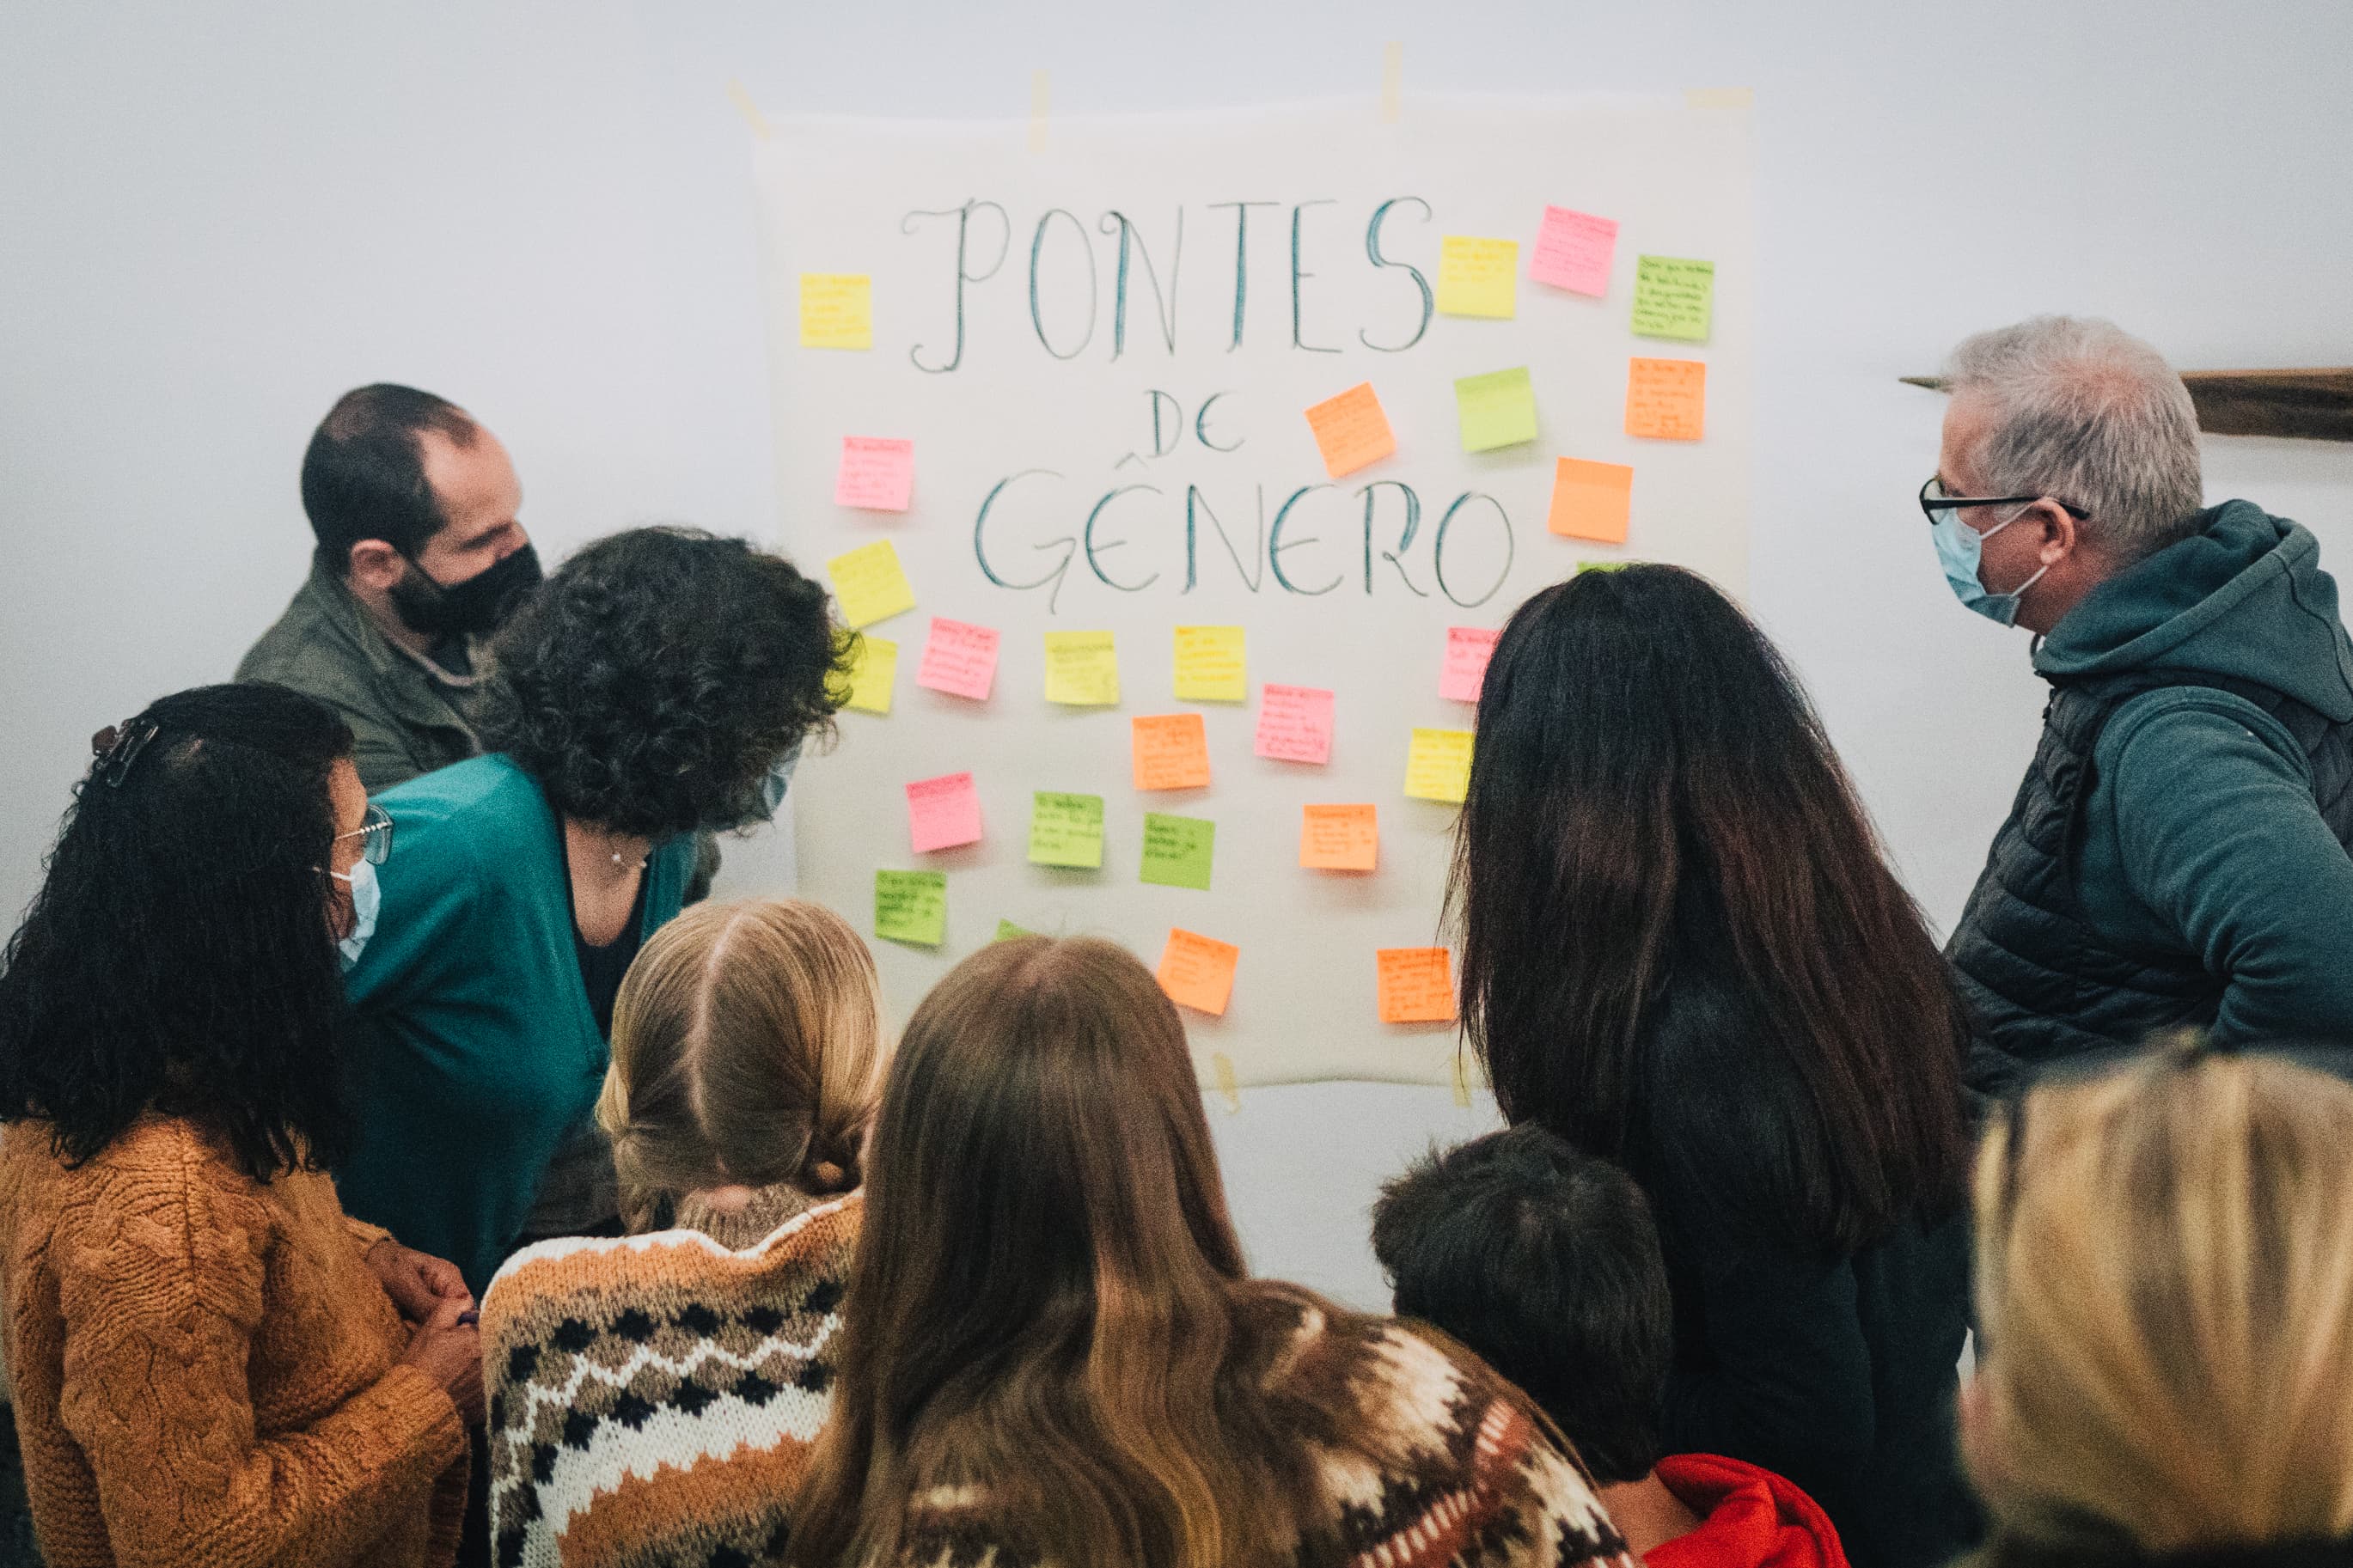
[0,1117,470,1568]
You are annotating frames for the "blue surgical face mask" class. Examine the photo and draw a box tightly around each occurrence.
[1932,504,2050,627]
[759,740,804,818]
[333,858,379,970]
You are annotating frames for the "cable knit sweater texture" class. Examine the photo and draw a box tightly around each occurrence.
[0,1115,470,1568]
[481,1187,859,1568]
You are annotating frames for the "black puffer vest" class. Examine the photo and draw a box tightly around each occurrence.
[1947,670,2353,1096]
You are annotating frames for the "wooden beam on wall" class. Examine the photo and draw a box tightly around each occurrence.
[1901,369,2353,442]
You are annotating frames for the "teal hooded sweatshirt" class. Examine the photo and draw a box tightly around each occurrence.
[2032,500,2353,1045]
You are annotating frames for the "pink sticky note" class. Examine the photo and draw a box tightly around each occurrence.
[834,436,914,511]
[905,771,982,853]
[1530,206,1619,297]
[1441,627,1500,704]
[1255,684,1335,765]
[916,618,1000,701]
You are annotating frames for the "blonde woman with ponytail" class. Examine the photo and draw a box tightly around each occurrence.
[479,900,883,1568]
[1966,1039,2353,1568]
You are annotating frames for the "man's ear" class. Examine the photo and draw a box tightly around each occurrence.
[345,539,406,595]
[2028,499,2080,566]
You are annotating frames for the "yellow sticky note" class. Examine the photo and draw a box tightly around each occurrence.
[1043,630,1119,705]
[843,635,897,715]
[1173,625,1246,703]
[1547,458,1635,544]
[799,273,872,350]
[826,539,915,630]
[1437,236,1518,319]
[1405,727,1475,804]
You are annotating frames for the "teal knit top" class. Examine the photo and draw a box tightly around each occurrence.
[337,754,693,1293]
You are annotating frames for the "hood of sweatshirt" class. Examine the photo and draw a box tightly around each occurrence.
[1647,1453,1849,1568]
[2032,500,2353,723]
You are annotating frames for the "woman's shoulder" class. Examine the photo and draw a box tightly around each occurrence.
[0,1117,280,1274]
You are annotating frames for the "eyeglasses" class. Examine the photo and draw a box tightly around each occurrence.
[1919,475,2091,527]
[333,803,394,866]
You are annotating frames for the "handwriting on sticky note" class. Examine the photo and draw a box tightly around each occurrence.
[1304,382,1396,479]
[1455,367,1538,452]
[842,635,896,715]
[906,772,982,854]
[873,869,946,946]
[1405,728,1475,804]
[916,618,1000,702]
[1630,256,1714,342]
[834,436,914,511]
[994,918,1033,942]
[1548,457,1635,543]
[1172,625,1246,703]
[1378,948,1457,1023]
[1437,236,1518,318]
[1043,630,1118,705]
[1140,813,1215,891]
[1530,206,1618,296]
[1028,792,1104,869]
[1158,928,1239,1016]
[1254,684,1334,765]
[1300,804,1378,871]
[827,539,915,629]
[1440,627,1500,704]
[1626,358,1706,441]
[799,273,873,350]
[1132,714,1212,790]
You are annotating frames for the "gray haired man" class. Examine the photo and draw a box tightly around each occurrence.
[1928,317,2353,1093]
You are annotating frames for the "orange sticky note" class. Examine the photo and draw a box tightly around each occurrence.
[1377,947,1457,1023]
[1300,804,1378,871]
[1547,458,1635,543]
[1626,358,1706,442]
[1158,927,1240,1016]
[1132,713,1212,790]
[1304,382,1397,479]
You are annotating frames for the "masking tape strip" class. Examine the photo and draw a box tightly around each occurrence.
[1684,86,1754,110]
[1380,42,1403,124]
[1451,1051,1472,1108]
[1212,1052,1242,1113]
[724,78,772,140]
[1029,69,1050,153]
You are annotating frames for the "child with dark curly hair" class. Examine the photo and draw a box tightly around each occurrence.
[337,527,851,1296]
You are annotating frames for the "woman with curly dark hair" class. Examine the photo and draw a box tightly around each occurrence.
[337,527,848,1294]
[0,683,480,1567]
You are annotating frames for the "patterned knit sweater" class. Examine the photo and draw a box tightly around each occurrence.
[872,1291,1636,1568]
[0,1116,471,1568]
[481,1187,859,1568]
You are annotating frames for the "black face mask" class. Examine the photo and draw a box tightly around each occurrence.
[387,543,543,640]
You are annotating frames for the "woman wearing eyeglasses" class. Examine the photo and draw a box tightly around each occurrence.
[1965,1040,2353,1567]
[336,527,849,1297]
[0,683,480,1568]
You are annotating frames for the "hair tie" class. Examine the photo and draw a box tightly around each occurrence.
[810,1159,847,1192]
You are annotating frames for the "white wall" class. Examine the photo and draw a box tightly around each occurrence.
[3,0,2349,1310]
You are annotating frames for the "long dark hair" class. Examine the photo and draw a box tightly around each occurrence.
[790,937,1390,1568]
[0,683,357,1180]
[1448,566,1970,1250]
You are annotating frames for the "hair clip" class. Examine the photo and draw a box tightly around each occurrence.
[90,720,159,789]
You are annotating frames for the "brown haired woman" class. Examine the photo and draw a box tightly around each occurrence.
[1451,565,1979,1568]
[479,899,883,1567]
[786,935,1635,1568]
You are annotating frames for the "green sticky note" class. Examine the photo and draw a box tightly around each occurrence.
[874,869,946,946]
[1140,812,1215,891]
[1454,368,1538,452]
[1629,256,1714,342]
[1577,560,1635,574]
[1029,792,1105,869]
[994,918,1034,942]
